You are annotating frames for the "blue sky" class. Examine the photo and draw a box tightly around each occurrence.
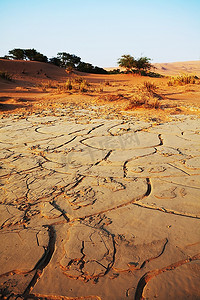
[1,0,200,67]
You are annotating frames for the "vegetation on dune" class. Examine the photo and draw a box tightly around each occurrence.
[117,54,162,77]
[1,49,108,75]
[7,48,48,62]
[1,48,164,77]
[38,77,91,93]
[118,55,136,73]
[65,79,73,90]
[126,81,162,109]
[168,74,199,86]
[118,54,152,73]
[76,62,107,74]
[56,52,81,68]
[0,71,13,81]
[99,81,164,110]
[107,68,121,74]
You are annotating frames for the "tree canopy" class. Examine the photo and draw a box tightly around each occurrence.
[8,48,25,60]
[118,54,152,74]
[118,55,135,72]
[77,62,107,74]
[57,52,81,68]
[1,48,157,76]
[8,48,48,62]
[1,48,108,74]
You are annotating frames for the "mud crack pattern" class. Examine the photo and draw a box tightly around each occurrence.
[0,109,200,299]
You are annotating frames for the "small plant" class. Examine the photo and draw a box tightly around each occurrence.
[38,80,57,91]
[126,82,161,110]
[0,71,12,81]
[126,94,149,109]
[79,80,89,92]
[168,74,198,86]
[153,98,160,109]
[66,79,73,90]
[100,94,125,102]
[126,93,161,110]
[73,76,84,83]
[104,80,110,86]
[66,66,73,74]
[142,81,158,93]
[99,85,104,92]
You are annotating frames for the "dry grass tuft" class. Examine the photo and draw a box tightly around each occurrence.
[65,79,73,90]
[100,93,126,102]
[79,80,89,92]
[168,74,199,86]
[104,80,111,86]
[126,94,161,110]
[142,81,158,93]
[37,77,91,93]
[98,81,163,110]
[126,82,162,110]
[0,71,13,81]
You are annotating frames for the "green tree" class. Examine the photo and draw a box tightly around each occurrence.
[76,62,107,74]
[134,57,152,73]
[33,52,48,63]
[117,54,135,73]
[76,62,94,73]
[24,49,48,62]
[93,66,107,74]
[118,54,153,74]
[49,57,62,67]
[8,48,48,62]
[57,52,81,68]
[8,48,25,60]
[24,49,38,60]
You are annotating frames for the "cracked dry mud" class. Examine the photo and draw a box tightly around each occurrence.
[0,108,200,300]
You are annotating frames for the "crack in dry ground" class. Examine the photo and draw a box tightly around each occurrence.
[0,110,199,299]
[134,253,200,300]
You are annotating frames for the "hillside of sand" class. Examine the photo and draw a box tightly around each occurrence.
[1,59,200,115]
[106,60,200,76]
[154,60,200,76]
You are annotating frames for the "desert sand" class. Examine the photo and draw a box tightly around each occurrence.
[0,59,200,300]
[154,60,200,76]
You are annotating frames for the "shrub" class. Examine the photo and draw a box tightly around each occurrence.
[145,71,163,78]
[142,81,158,93]
[66,79,73,90]
[79,80,89,92]
[126,93,161,110]
[107,68,121,74]
[0,71,12,81]
[104,80,110,86]
[126,82,161,110]
[168,74,198,86]
[100,94,125,102]
[66,66,74,74]
[73,76,84,83]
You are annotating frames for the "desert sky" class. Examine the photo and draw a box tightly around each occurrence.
[0,0,200,66]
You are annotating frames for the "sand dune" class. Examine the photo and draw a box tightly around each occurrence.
[0,59,67,79]
[106,60,200,76]
[154,60,200,76]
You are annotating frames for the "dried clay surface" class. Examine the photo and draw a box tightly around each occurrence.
[0,107,200,300]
